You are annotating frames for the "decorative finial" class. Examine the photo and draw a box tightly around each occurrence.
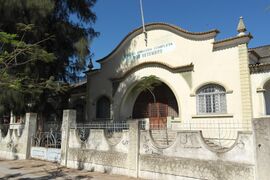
[237,16,247,36]
[88,57,93,70]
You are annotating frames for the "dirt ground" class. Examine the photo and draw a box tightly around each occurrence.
[0,159,142,180]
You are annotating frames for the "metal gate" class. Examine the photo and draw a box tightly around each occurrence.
[31,130,61,162]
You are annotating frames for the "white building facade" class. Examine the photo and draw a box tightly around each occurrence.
[86,18,270,130]
[2,18,270,180]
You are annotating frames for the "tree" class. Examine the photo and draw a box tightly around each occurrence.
[0,27,55,86]
[0,0,98,116]
[0,26,60,115]
[0,0,98,82]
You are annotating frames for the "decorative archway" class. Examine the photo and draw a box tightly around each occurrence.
[132,82,179,128]
[113,66,191,122]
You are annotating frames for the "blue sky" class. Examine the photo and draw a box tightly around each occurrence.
[90,0,270,66]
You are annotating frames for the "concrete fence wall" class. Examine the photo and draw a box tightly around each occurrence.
[139,130,255,180]
[61,110,259,180]
[1,110,270,180]
[253,118,270,180]
[0,113,37,160]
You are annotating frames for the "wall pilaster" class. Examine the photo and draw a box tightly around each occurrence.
[238,44,253,126]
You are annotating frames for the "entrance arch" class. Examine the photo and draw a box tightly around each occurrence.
[113,66,191,122]
[132,82,179,128]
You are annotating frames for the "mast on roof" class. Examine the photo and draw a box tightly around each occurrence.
[139,0,148,46]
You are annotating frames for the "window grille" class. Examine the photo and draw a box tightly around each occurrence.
[196,84,226,114]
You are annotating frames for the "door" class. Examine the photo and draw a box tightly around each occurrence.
[132,83,179,129]
[149,103,167,129]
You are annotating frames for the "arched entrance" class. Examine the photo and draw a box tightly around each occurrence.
[132,82,179,129]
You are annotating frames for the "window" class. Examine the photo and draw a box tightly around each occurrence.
[196,84,226,114]
[96,96,111,119]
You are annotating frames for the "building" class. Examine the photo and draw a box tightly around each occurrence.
[1,17,270,180]
[85,17,269,130]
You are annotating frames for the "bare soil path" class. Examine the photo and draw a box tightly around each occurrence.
[0,159,141,180]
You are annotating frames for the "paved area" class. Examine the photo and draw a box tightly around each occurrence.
[0,159,141,180]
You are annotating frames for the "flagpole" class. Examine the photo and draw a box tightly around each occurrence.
[139,0,147,46]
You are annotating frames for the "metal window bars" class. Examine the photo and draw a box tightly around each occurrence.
[196,84,227,114]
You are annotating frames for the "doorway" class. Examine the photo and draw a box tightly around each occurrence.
[132,82,179,129]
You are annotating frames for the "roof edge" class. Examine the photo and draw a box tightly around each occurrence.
[213,34,253,51]
[96,22,219,63]
[248,49,261,59]
[250,63,270,74]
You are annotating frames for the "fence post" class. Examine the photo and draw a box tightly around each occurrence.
[253,118,270,180]
[60,109,76,167]
[127,120,140,177]
[22,113,37,159]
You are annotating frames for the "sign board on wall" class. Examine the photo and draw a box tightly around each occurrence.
[122,42,176,61]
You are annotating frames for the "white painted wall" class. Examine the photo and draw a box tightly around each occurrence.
[251,72,270,118]
[87,28,247,126]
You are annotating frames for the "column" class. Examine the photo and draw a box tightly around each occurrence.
[21,113,37,159]
[60,109,76,166]
[238,44,253,126]
[127,120,140,177]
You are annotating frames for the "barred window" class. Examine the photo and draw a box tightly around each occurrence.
[196,84,226,114]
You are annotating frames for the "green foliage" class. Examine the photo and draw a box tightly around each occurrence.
[0,32,18,44]
[135,75,162,92]
[135,75,162,103]
[0,0,98,115]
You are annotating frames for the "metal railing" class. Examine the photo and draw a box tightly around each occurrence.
[72,121,129,142]
[32,131,61,148]
[140,121,251,130]
[74,121,129,129]
[139,121,252,148]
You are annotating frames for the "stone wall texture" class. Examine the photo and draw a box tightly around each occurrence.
[0,113,37,160]
[60,111,257,179]
[2,111,270,180]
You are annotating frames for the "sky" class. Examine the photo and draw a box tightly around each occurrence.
[90,0,270,67]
